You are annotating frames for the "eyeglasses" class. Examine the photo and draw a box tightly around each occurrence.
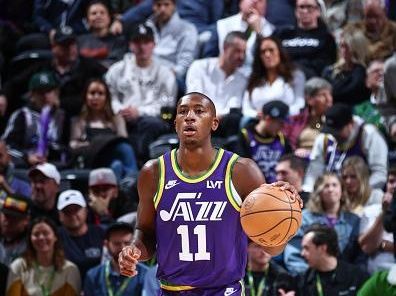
[297,4,318,11]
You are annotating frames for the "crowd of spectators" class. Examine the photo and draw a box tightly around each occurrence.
[1,0,396,295]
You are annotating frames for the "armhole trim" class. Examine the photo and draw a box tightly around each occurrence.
[154,156,165,209]
[225,154,243,212]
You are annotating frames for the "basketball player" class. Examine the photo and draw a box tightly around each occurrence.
[118,92,302,295]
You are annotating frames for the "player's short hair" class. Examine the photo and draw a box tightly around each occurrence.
[223,31,248,48]
[177,92,217,116]
[278,154,307,173]
[304,223,339,257]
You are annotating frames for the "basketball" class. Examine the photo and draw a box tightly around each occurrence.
[240,185,302,247]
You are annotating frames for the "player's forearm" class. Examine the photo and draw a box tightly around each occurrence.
[133,229,156,261]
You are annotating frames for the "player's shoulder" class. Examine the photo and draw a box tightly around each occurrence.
[138,158,161,185]
[233,156,259,172]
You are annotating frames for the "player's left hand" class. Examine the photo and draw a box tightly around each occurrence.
[265,181,303,209]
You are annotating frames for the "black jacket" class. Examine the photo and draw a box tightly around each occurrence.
[299,260,369,296]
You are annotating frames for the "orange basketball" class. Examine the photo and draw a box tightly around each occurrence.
[240,185,302,247]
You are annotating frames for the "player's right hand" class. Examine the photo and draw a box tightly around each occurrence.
[118,245,142,277]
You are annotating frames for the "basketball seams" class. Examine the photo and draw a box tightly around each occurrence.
[240,185,302,247]
[247,217,301,238]
[240,208,302,217]
[246,191,294,204]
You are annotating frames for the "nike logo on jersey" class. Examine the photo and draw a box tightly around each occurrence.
[165,180,180,189]
[224,287,237,296]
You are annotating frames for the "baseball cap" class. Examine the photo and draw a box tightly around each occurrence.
[105,221,134,239]
[53,26,76,45]
[28,71,59,91]
[57,189,87,211]
[262,100,289,120]
[89,168,117,187]
[1,195,30,217]
[128,23,154,42]
[28,163,61,185]
[321,103,353,135]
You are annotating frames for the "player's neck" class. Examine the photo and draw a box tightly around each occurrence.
[177,144,217,177]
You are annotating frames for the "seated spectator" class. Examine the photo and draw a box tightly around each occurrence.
[354,59,392,132]
[204,0,274,74]
[295,224,369,295]
[51,26,107,117]
[6,216,81,295]
[357,264,396,295]
[144,0,198,85]
[242,36,304,119]
[0,140,31,199]
[237,101,292,183]
[105,23,175,162]
[283,77,333,158]
[342,156,383,216]
[345,0,396,62]
[111,0,229,37]
[244,241,295,295]
[303,104,388,192]
[88,168,138,224]
[186,31,248,138]
[359,168,396,274]
[84,222,148,296]
[2,71,68,168]
[78,0,128,69]
[284,173,362,275]
[28,163,61,224]
[69,78,138,181]
[275,154,309,205]
[322,27,371,106]
[0,195,30,265]
[274,0,337,79]
[33,0,89,36]
[57,189,105,281]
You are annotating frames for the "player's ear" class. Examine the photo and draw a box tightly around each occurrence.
[211,117,219,132]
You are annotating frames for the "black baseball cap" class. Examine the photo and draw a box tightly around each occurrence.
[322,103,353,135]
[128,23,154,42]
[53,26,76,45]
[262,100,289,120]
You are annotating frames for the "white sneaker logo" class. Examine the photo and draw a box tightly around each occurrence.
[224,287,237,296]
[165,180,180,189]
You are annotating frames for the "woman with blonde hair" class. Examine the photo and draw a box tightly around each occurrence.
[6,217,81,295]
[284,172,364,275]
[341,156,383,216]
[322,26,371,105]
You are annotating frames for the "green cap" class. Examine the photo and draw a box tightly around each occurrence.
[28,71,59,91]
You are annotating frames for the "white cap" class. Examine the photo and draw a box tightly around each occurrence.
[57,189,86,211]
[89,168,117,187]
[29,163,61,185]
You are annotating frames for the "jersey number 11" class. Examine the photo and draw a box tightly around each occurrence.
[177,225,210,261]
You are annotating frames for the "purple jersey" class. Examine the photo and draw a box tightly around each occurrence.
[154,148,247,291]
[242,128,287,183]
[323,124,366,173]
